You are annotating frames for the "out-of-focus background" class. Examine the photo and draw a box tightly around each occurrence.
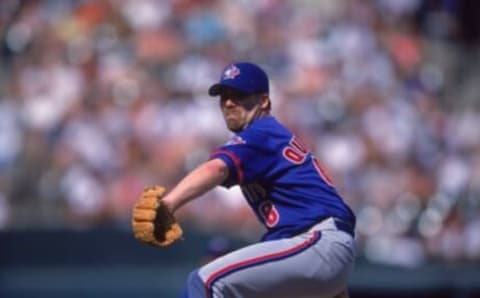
[1,0,479,297]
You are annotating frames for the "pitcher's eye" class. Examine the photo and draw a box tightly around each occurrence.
[220,89,249,101]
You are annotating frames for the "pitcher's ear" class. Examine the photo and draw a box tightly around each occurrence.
[261,95,271,111]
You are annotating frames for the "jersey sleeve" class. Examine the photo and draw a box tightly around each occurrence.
[210,130,275,188]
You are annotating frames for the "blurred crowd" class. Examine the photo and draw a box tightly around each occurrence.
[1,0,480,267]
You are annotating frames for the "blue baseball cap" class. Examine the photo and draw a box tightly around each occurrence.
[208,62,269,96]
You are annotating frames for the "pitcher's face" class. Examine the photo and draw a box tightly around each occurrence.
[219,89,262,132]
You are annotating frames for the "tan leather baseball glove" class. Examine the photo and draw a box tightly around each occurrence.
[132,186,183,247]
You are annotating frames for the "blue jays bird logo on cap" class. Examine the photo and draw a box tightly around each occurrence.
[223,64,240,80]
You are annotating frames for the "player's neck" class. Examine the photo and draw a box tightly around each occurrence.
[243,109,269,130]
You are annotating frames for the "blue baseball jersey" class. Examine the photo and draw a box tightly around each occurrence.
[210,116,356,241]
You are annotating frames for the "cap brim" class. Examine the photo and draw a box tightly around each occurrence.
[208,83,224,96]
[208,83,245,97]
[208,83,252,97]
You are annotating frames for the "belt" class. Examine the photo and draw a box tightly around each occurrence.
[307,217,355,238]
[332,218,355,238]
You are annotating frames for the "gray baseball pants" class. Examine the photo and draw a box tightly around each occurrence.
[187,218,355,298]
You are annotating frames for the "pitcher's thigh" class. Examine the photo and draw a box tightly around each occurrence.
[193,231,352,298]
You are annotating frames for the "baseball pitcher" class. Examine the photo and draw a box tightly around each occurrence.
[132,62,356,298]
